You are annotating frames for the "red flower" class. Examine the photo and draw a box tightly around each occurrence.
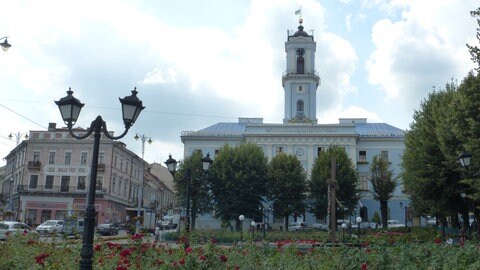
[120,249,132,257]
[131,233,143,240]
[434,237,442,244]
[179,258,185,265]
[185,246,193,253]
[199,255,206,261]
[35,253,50,266]
[361,262,368,270]
[116,265,127,270]
[155,259,164,265]
[220,254,228,263]
[94,244,102,251]
[211,238,218,244]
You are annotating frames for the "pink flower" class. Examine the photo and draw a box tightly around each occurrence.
[185,246,193,253]
[220,254,228,263]
[361,262,368,270]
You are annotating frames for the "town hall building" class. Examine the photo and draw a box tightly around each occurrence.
[180,18,407,227]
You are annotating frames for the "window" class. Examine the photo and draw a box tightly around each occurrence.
[112,177,116,193]
[119,180,122,195]
[297,100,304,114]
[114,156,117,168]
[64,152,72,165]
[276,147,284,155]
[381,151,389,162]
[29,175,39,189]
[215,149,219,155]
[61,176,70,192]
[77,176,86,190]
[45,175,54,189]
[296,56,305,74]
[358,175,368,191]
[125,161,129,174]
[317,147,324,157]
[98,152,105,164]
[80,152,88,165]
[359,151,367,163]
[96,176,103,191]
[124,181,128,196]
[48,151,56,164]
[33,151,40,162]
[120,159,123,171]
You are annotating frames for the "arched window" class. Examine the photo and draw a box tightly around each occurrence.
[296,56,304,74]
[297,100,304,114]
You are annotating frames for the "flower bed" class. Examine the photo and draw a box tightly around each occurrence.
[1,230,480,269]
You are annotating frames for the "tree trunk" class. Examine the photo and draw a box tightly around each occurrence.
[380,200,388,228]
[284,215,289,232]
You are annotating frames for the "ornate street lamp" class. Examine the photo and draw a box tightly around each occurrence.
[55,87,144,270]
[164,153,212,235]
[134,133,152,233]
[1,36,11,51]
[458,151,472,168]
[250,220,256,240]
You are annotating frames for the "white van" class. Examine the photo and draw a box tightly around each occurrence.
[63,219,84,236]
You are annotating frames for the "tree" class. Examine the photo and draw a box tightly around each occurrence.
[369,155,396,228]
[402,83,467,234]
[309,146,358,222]
[466,7,480,72]
[267,153,307,231]
[208,143,268,230]
[174,151,213,231]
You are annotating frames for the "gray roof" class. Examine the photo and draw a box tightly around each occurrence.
[355,123,405,137]
[195,122,247,136]
[190,122,404,138]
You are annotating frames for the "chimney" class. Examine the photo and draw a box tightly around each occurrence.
[48,123,57,131]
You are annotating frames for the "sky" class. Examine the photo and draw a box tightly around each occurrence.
[0,0,478,166]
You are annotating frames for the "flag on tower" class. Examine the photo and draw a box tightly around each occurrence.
[294,8,301,16]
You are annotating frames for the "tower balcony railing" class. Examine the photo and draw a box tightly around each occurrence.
[282,71,320,87]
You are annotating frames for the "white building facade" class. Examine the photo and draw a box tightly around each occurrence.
[180,19,408,227]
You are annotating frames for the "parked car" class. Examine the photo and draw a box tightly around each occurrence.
[96,223,119,236]
[311,223,328,231]
[36,220,65,235]
[0,221,38,240]
[354,222,378,229]
[159,216,178,230]
[288,222,311,231]
[387,220,405,228]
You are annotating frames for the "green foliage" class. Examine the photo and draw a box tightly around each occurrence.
[267,153,307,229]
[309,145,359,220]
[372,212,381,225]
[466,7,480,72]
[208,143,268,225]
[175,151,213,230]
[370,155,396,227]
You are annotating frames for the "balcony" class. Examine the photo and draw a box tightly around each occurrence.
[28,161,42,170]
[97,163,105,171]
[16,184,106,195]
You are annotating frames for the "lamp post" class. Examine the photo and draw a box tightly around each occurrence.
[356,216,362,237]
[7,177,14,221]
[239,214,244,242]
[55,87,144,270]
[8,132,29,145]
[400,202,408,228]
[164,153,212,235]
[0,36,11,51]
[134,133,152,233]
[341,223,347,242]
[250,221,256,241]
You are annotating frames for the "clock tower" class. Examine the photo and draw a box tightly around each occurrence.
[282,18,320,124]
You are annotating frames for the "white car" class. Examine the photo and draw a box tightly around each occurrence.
[288,222,310,231]
[36,220,65,235]
[387,220,405,228]
[0,221,38,240]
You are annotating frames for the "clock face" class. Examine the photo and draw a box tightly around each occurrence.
[295,147,305,156]
[296,48,305,56]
